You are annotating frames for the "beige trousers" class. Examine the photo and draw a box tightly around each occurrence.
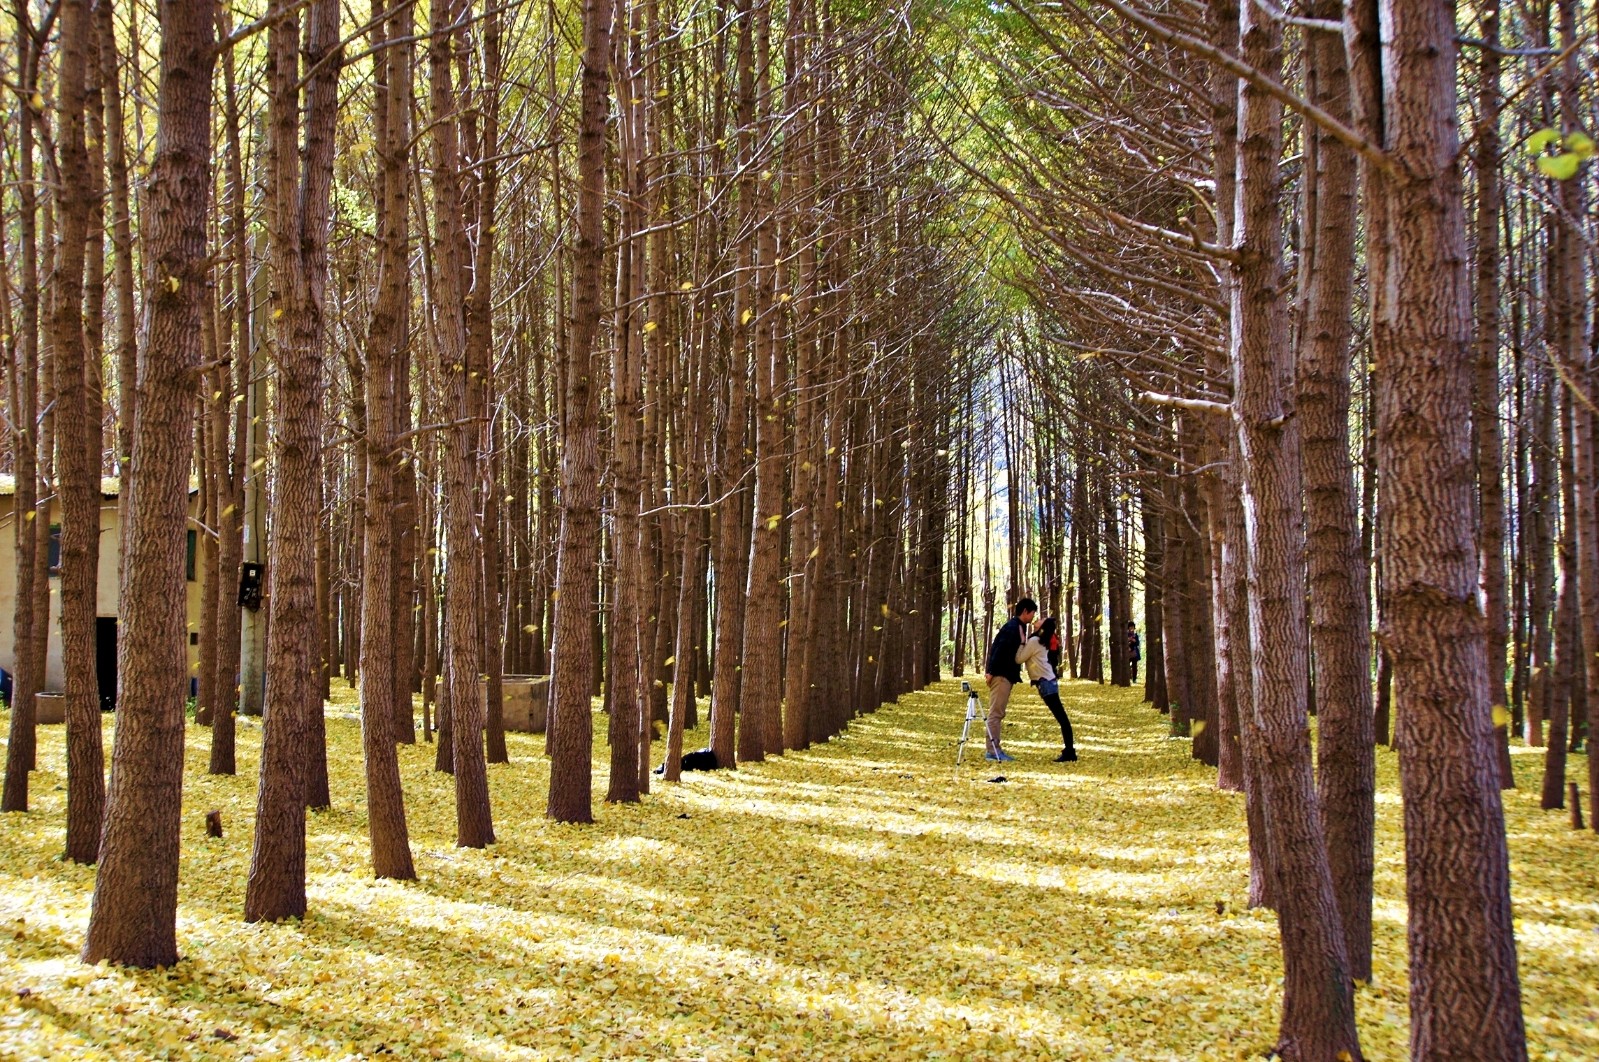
[985,676,1013,753]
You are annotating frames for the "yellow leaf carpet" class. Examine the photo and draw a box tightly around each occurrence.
[2,681,1595,1060]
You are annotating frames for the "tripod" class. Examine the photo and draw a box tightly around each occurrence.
[955,681,986,765]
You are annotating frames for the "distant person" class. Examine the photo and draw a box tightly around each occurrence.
[1127,621,1142,682]
[983,597,1037,762]
[1018,616,1077,762]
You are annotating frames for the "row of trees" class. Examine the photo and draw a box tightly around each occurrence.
[930,0,1594,1059]
[6,1,1592,1056]
[1,0,984,966]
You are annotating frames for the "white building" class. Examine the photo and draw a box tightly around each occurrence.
[0,476,207,706]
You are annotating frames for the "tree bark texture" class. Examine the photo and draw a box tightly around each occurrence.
[606,5,647,801]
[427,0,494,847]
[1471,0,1513,790]
[245,0,341,922]
[1230,4,1360,1055]
[3,15,45,813]
[546,0,612,824]
[82,0,217,966]
[355,0,418,879]
[1369,0,1528,1051]
[53,0,107,865]
[1549,0,1599,838]
[741,0,786,764]
[711,0,757,767]
[1297,0,1374,983]
[208,30,250,777]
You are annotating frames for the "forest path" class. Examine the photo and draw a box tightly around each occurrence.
[2,682,1595,1060]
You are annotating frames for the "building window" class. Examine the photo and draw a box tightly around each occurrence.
[186,529,197,582]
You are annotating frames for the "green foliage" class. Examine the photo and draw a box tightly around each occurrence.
[1525,127,1562,154]
[332,181,375,239]
[1537,153,1581,180]
[1527,127,1594,181]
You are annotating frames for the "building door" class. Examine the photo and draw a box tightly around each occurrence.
[96,618,118,712]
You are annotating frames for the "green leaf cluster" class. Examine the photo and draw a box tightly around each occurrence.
[1527,126,1595,180]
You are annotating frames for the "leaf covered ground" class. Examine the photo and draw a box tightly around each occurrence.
[1,680,1596,1060]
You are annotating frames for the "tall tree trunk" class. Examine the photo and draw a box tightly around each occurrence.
[1201,0,1243,792]
[1076,466,1102,683]
[1526,365,1555,760]
[429,0,493,847]
[391,349,420,746]
[356,0,418,880]
[195,389,219,729]
[1104,487,1130,689]
[781,0,818,748]
[420,498,439,743]
[1540,411,1576,811]
[1230,2,1359,1054]
[81,0,217,966]
[3,11,44,812]
[1363,0,1528,1050]
[1160,483,1190,725]
[663,516,703,782]
[239,253,270,718]
[301,473,329,806]
[607,1,646,801]
[245,0,341,922]
[1140,486,1167,710]
[711,0,757,766]
[391,149,419,746]
[53,0,107,863]
[1471,0,1513,789]
[740,0,784,763]
[1297,0,1374,982]
[33,315,52,710]
[1549,0,1598,834]
[465,1,508,769]
[547,0,612,823]
[208,21,249,777]
[100,0,136,537]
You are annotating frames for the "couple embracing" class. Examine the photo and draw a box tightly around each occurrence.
[982,597,1078,763]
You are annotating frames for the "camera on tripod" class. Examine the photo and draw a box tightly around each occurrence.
[956,679,983,764]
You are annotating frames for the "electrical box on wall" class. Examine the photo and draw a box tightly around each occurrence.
[239,563,265,611]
